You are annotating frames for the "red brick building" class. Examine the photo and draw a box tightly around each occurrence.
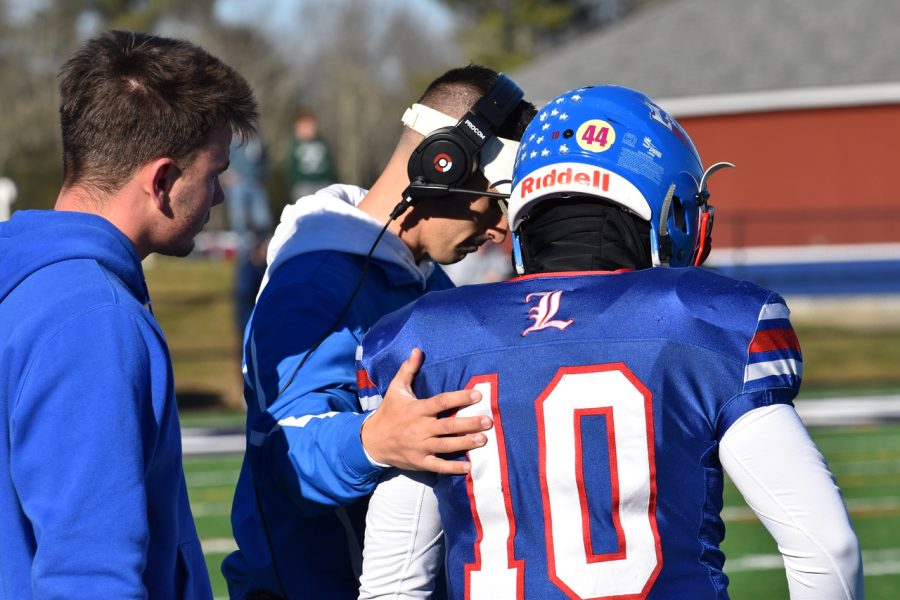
[666,85,900,249]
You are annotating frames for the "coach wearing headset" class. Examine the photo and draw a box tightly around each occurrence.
[223,66,536,599]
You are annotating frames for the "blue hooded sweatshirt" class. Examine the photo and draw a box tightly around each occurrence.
[0,210,212,599]
[223,185,454,599]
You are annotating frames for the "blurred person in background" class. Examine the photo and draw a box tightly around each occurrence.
[223,134,272,237]
[0,30,257,599]
[222,134,273,338]
[287,109,336,202]
[233,229,270,336]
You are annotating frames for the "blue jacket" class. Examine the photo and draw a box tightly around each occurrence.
[0,210,211,599]
[223,185,453,599]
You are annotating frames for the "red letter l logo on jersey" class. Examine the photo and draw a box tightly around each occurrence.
[522,291,574,336]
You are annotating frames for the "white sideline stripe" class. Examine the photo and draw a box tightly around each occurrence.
[795,395,900,427]
[181,395,900,456]
[722,496,900,522]
[198,535,900,578]
[727,548,900,575]
[707,242,900,266]
[201,537,238,554]
[182,433,245,455]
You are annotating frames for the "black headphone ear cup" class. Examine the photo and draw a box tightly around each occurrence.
[404,73,522,196]
[408,129,475,188]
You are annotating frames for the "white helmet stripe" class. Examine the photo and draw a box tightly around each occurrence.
[509,161,653,231]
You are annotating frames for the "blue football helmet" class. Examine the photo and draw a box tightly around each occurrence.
[508,85,732,272]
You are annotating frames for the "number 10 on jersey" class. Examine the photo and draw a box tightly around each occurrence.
[460,364,662,599]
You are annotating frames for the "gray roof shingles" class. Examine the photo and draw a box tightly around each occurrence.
[511,0,900,103]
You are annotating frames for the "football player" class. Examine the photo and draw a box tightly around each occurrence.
[357,85,863,599]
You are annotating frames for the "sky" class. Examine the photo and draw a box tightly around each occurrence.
[5,0,49,23]
[214,0,454,38]
[5,0,455,35]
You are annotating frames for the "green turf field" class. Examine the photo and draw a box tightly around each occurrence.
[186,423,900,599]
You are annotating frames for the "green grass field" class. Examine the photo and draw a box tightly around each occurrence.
[186,423,900,599]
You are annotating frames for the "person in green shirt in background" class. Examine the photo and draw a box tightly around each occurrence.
[287,109,336,202]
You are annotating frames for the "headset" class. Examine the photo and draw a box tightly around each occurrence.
[395,73,524,212]
[250,73,526,598]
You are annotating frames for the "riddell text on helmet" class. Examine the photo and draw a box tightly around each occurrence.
[519,167,610,198]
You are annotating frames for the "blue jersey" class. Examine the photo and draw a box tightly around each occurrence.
[360,267,801,600]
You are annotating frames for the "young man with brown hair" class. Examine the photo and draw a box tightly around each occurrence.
[0,30,258,599]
